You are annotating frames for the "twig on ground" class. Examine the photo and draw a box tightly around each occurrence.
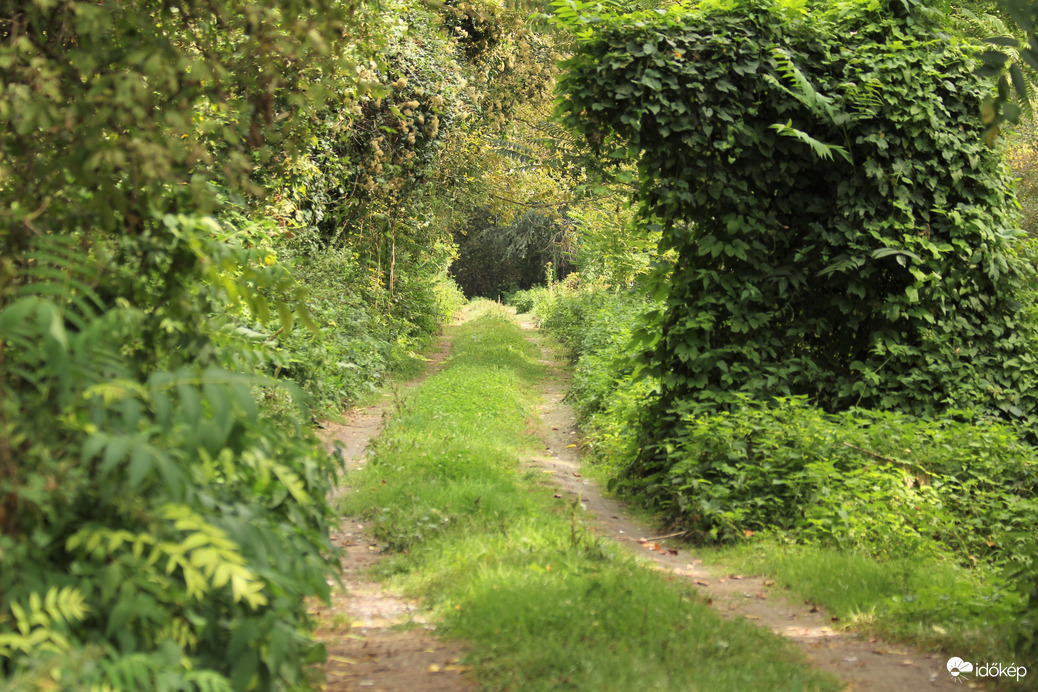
[638,530,689,543]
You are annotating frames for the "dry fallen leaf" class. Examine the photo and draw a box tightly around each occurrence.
[428,664,442,673]
[694,580,710,586]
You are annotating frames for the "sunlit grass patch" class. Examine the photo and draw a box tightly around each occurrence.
[711,539,1024,664]
[342,301,841,691]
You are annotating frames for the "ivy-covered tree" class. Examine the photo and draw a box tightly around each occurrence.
[557,0,1038,474]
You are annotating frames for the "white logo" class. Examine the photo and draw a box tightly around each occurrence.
[947,657,1028,682]
[946,657,973,681]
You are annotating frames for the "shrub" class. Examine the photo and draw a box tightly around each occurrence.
[652,397,1038,558]
[0,234,339,690]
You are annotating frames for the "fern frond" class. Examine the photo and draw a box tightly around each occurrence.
[0,587,89,659]
[768,47,839,120]
[770,121,853,163]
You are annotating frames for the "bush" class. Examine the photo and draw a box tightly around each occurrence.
[0,234,339,690]
[504,286,551,314]
[653,397,1038,556]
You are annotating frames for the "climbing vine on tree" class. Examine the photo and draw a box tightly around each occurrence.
[558,0,1038,474]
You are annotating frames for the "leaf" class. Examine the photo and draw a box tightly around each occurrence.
[985,36,1020,49]
[872,247,922,263]
[1009,62,1031,104]
[769,122,851,163]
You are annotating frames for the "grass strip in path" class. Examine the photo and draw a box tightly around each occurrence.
[341,301,841,691]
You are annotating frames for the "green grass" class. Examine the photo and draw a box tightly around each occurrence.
[341,300,841,691]
[709,538,1025,666]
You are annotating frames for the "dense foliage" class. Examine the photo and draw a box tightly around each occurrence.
[0,0,520,687]
[451,209,574,298]
[522,280,1038,660]
[558,0,1038,449]
[542,0,1038,662]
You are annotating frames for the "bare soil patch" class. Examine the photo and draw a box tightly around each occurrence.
[516,314,986,692]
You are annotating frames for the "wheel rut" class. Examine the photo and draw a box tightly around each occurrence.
[311,334,474,692]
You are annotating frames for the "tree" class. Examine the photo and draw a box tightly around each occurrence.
[557,0,1038,483]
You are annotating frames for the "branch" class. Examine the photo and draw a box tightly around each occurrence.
[841,441,932,477]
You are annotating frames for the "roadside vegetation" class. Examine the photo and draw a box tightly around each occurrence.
[0,0,525,687]
[507,0,1038,676]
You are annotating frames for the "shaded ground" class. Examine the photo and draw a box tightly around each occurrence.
[311,335,474,692]
[515,314,983,692]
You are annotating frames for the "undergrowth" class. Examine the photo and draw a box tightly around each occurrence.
[519,283,1038,671]
[342,300,840,691]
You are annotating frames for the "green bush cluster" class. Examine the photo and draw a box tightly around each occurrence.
[274,246,464,414]
[660,397,1038,559]
[504,286,551,314]
[0,231,340,690]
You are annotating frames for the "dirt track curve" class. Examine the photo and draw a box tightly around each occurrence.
[516,313,985,692]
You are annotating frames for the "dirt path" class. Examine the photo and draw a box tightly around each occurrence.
[308,311,985,691]
[311,335,475,692]
[516,314,981,692]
